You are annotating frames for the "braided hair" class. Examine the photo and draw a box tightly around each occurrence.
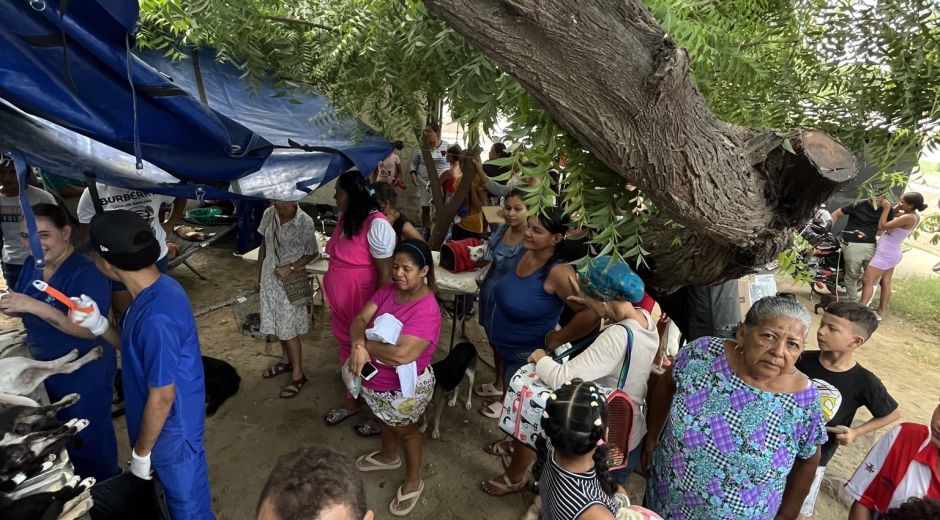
[337,170,381,238]
[534,379,617,497]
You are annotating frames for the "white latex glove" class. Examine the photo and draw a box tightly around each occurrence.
[129,449,153,480]
[68,294,109,336]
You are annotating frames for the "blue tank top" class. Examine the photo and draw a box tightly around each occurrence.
[489,254,565,351]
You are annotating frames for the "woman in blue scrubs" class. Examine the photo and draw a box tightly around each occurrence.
[0,203,119,481]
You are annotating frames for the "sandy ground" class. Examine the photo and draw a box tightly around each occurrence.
[2,233,938,520]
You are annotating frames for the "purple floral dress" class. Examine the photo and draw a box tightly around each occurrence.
[646,337,827,520]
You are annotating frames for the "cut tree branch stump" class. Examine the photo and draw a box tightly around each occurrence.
[425,0,857,291]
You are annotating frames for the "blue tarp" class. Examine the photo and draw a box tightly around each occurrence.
[0,0,392,201]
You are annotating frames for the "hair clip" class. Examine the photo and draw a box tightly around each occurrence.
[593,417,603,426]
[589,386,596,392]
[367,187,375,196]
[596,439,605,447]
[591,392,599,400]
[549,393,557,401]
[591,401,599,407]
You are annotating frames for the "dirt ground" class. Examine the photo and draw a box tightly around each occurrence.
[2,236,938,519]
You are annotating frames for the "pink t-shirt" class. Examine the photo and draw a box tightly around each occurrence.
[362,283,441,392]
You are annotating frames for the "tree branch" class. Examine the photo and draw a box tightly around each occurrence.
[425,0,856,291]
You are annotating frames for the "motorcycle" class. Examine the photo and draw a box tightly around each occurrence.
[797,213,864,297]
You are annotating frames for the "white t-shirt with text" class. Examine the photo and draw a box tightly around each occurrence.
[77,184,171,260]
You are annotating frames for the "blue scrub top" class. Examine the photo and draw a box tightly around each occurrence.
[16,253,114,363]
[121,275,206,462]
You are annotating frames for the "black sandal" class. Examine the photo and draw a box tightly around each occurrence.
[279,376,308,399]
[354,419,382,437]
[263,362,292,379]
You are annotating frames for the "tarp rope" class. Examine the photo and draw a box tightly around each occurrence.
[10,151,45,269]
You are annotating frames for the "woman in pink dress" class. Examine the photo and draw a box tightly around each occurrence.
[323,171,395,431]
[860,192,928,319]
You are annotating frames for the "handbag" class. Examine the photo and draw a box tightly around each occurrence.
[272,215,313,307]
[498,325,635,452]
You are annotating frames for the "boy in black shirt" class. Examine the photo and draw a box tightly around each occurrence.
[796,302,900,518]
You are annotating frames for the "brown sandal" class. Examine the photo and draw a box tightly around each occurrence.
[279,376,308,399]
[481,474,526,497]
[484,438,514,456]
[263,362,292,379]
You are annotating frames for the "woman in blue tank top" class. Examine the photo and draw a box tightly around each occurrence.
[481,208,601,496]
[487,208,597,379]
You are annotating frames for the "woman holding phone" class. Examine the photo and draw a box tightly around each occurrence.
[347,239,441,517]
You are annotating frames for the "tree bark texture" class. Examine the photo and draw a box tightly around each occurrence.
[425,0,857,291]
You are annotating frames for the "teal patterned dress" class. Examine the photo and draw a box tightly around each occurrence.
[645,336,828,520]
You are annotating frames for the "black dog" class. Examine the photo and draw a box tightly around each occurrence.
[110,356,240,418]
[202,356,241,417]
[420,341,477,440]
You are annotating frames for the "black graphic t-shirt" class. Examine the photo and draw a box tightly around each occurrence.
[797,350,898,465]
[839,201,880,244]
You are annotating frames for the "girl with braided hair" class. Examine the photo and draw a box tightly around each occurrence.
[534,379,622,520]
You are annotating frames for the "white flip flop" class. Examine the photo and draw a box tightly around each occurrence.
[389,480,425,516]
[480,400,503,419]
[474,383,503,397]
[355,451,402,472]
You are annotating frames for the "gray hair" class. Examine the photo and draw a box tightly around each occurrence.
[743,295,811,339]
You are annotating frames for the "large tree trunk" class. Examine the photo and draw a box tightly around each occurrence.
[425,0,856,292]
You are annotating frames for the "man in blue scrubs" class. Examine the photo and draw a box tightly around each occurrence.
[71,210,213,520]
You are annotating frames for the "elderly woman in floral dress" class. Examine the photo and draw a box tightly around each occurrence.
[643,295,828,520]
[256,200,318,398]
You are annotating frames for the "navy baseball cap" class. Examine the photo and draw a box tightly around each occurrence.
[80,210,160,271]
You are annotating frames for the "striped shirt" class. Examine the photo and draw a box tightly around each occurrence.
[844,423,940,512]
[409,140,450,182]
[540,444,618,520]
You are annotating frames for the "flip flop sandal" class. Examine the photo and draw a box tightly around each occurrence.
[263,362,292,379]
[474,383,503,397]
[355,451,402,472]
[480,400,503,419]
[484,438,514,456]
[279,376,307,399]
[389,480,425,516]
[354,419,382,437]
[480,475,526,497]
[324,406,362,425]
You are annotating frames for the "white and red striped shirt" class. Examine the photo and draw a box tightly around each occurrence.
[845,423,940,512]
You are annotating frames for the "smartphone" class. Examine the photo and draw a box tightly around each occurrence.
[360,361,379,381]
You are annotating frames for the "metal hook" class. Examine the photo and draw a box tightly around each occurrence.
[29,0,46,11]
[195,187,206,203]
